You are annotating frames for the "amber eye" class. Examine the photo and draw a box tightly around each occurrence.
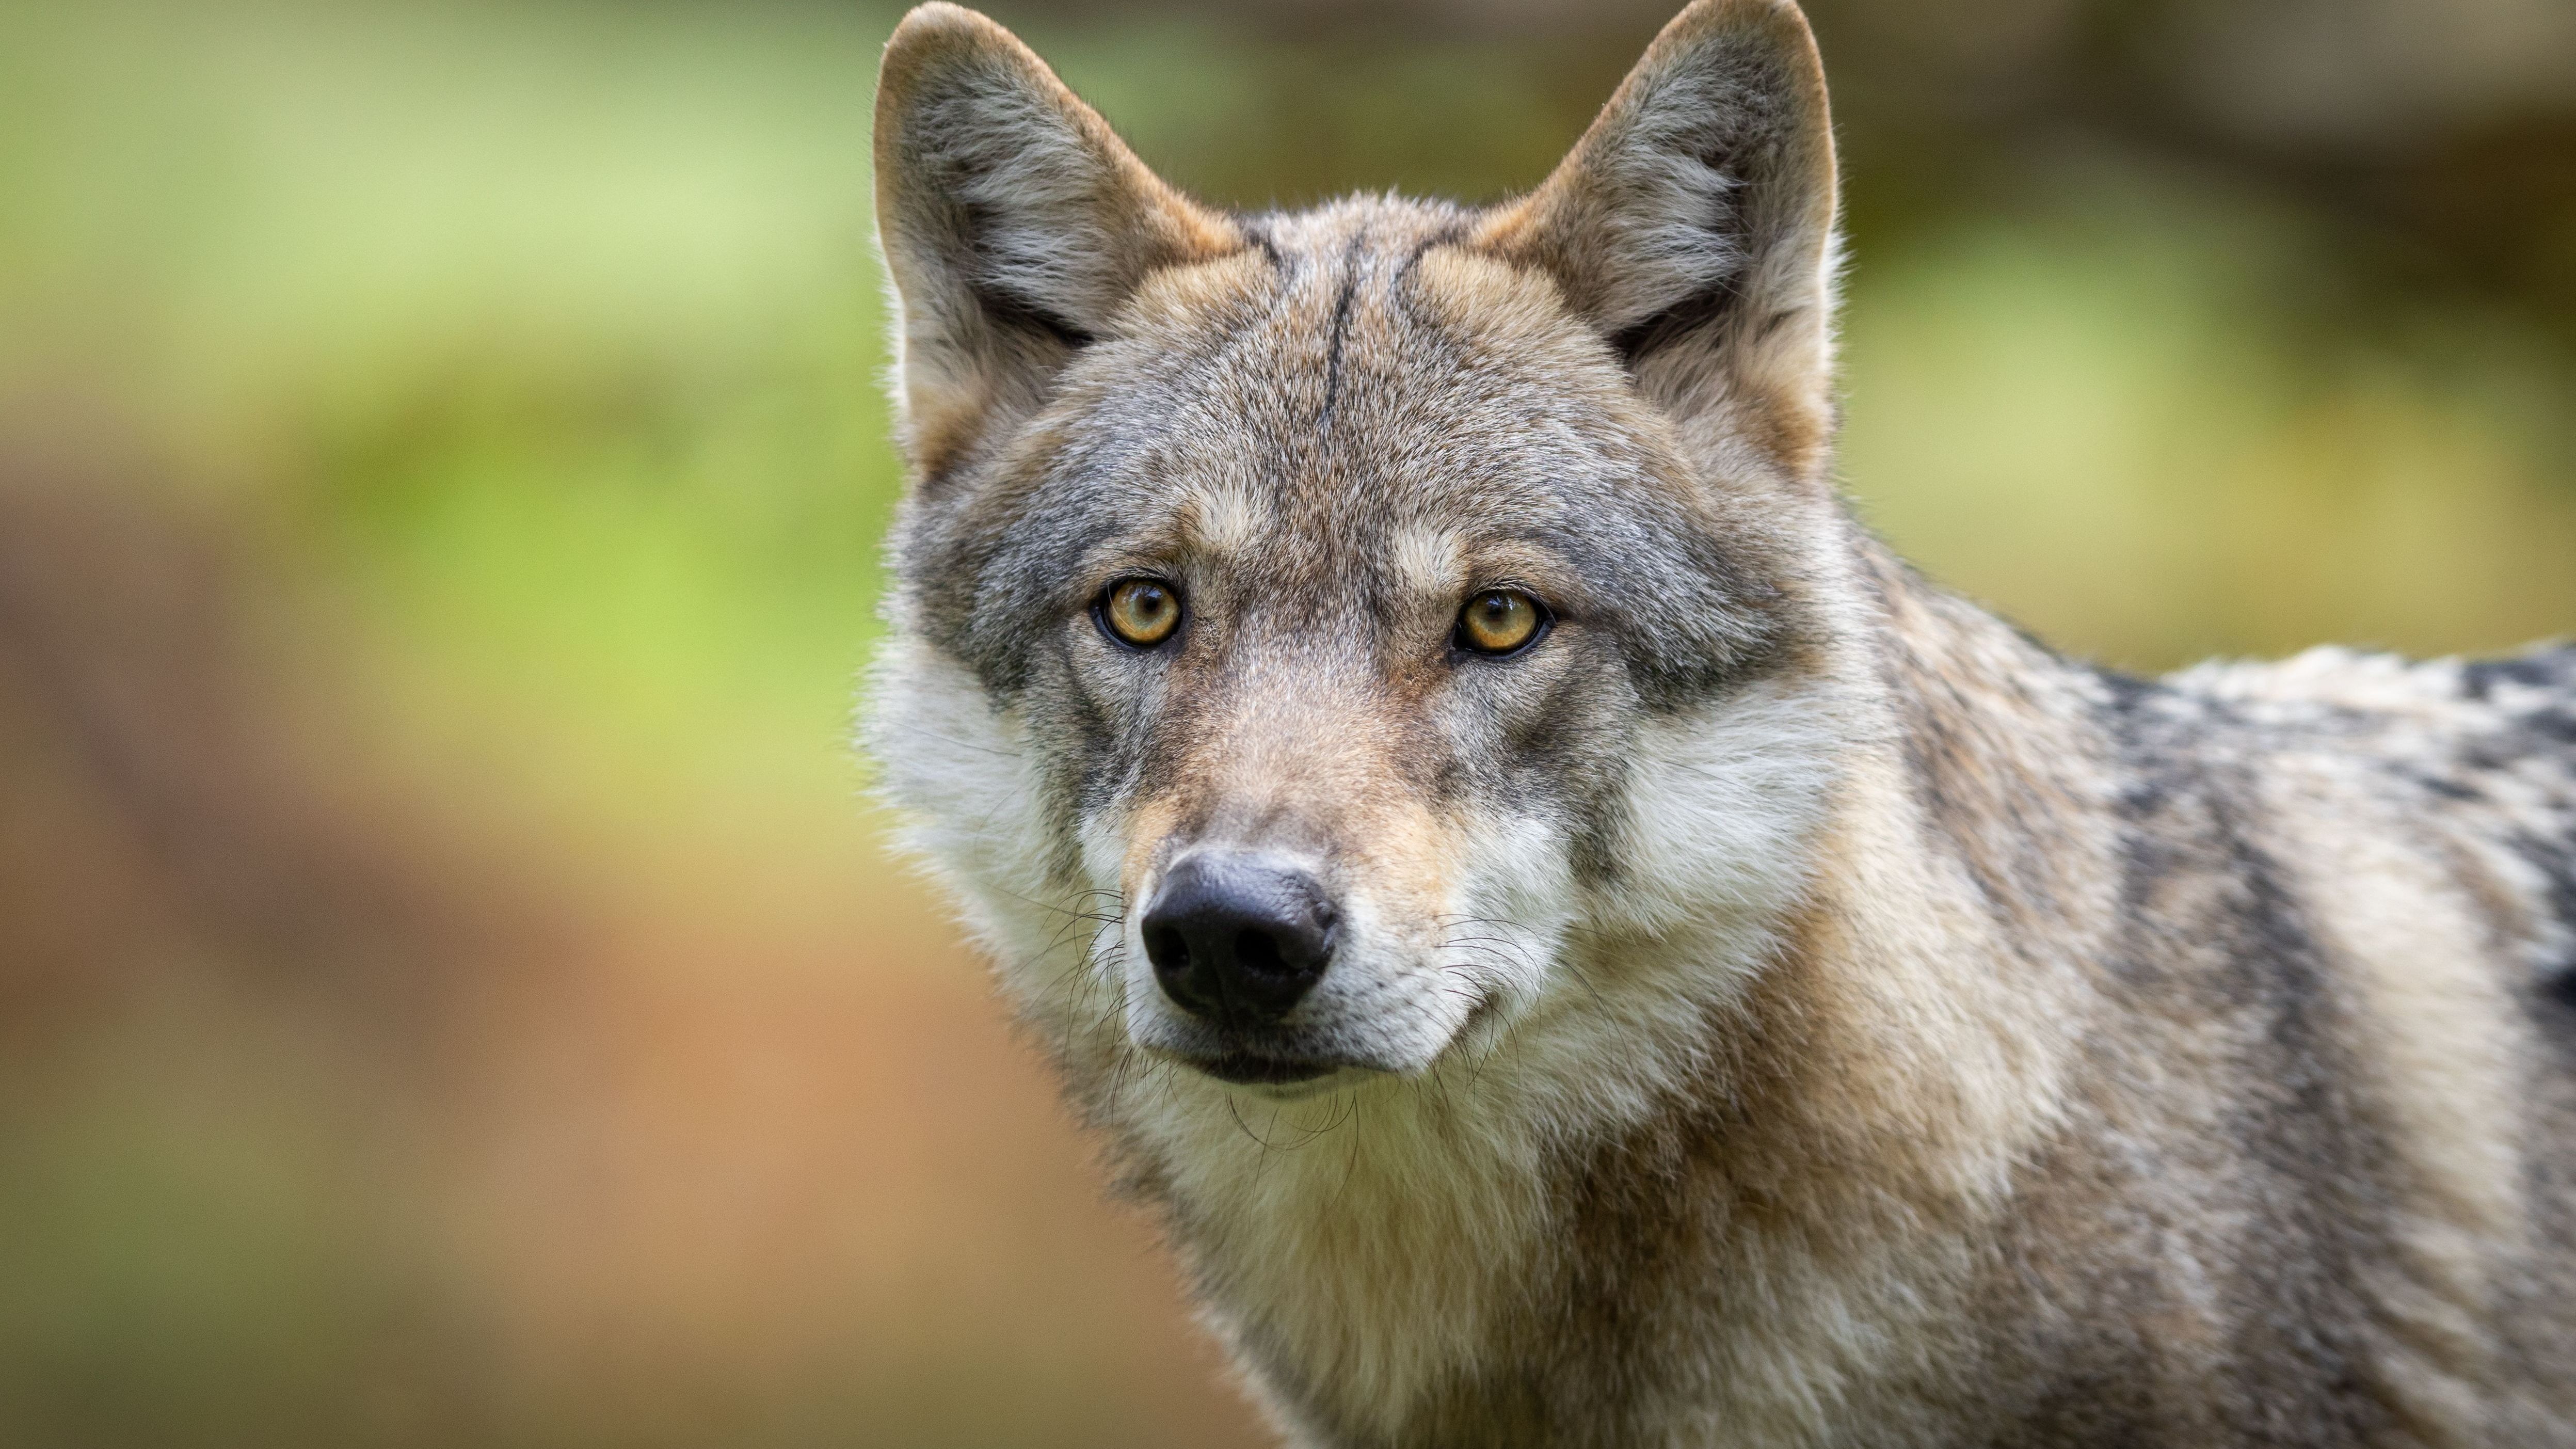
[1455,590,1546,656]
[1098,577,1182,648]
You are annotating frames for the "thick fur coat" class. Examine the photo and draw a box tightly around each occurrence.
[861,2,2576,1443]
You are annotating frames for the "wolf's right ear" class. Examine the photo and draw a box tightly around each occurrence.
[1475,0,1838,478]
[874,4,1236,484]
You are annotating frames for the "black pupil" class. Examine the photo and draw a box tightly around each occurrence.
[1121,584,1169,632]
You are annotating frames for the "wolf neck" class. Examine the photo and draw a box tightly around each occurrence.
[1128,531,2116,1444]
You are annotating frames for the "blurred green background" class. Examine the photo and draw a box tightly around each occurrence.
[0,0,2570,1444]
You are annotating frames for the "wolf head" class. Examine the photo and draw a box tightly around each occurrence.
[869,0,1858,1111]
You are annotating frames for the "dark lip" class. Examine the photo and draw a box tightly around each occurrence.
[1186,1053,1340,1086]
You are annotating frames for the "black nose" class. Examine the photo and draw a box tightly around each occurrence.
[1141,854,1339,1026]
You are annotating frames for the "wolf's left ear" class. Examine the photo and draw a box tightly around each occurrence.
[874,4,1238,484]
[1476,0,1837,474]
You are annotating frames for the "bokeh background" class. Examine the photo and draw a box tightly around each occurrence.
[2,0,2571,1443]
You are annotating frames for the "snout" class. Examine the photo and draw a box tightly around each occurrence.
[1123,838,1509,1089]
[1142,853,1338,1028]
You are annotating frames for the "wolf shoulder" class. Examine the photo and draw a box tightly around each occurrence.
[2120,638,2576,1030]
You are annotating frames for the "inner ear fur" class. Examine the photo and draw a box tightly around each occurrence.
[873,3,1238,482]
[1474,0,1839,474]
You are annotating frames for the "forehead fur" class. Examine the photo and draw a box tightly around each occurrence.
[891,195,1800,705]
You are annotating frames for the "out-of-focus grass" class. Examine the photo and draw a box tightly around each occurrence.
[0,1,2570,1446]
[3,0,903,885]
[1840,159,2576,668]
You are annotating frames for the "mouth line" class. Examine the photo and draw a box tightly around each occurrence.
[1182,1051,1343,1086]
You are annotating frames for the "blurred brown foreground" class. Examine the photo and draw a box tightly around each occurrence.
[0,453,1262,1445]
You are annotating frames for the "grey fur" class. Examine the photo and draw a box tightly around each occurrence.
[863,3,2576,1444]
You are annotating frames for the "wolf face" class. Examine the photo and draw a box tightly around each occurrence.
[868,0,1851,1106]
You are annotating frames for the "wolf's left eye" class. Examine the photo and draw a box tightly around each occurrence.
[1456,590,1547,657]
[1098,577,1182,648]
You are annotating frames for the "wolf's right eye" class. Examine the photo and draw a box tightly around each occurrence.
[1456,590,1547,656]
[1098,578,1182,649]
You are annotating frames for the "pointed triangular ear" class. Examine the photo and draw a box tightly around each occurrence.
[873,4,1238,484]
[1475,0,1838,475]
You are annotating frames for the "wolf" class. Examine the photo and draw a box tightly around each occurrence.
[861,1,2576,1443]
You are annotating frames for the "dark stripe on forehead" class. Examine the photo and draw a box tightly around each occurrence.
[1238,220,1287,273]
[1319,228,1368,430]
[1393,223,1467,293]
[1132,234,1284,298]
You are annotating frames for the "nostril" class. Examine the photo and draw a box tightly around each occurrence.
[1144,925,1190,978]
[1141,853,1338,1025]
[1235,928,1282,978]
